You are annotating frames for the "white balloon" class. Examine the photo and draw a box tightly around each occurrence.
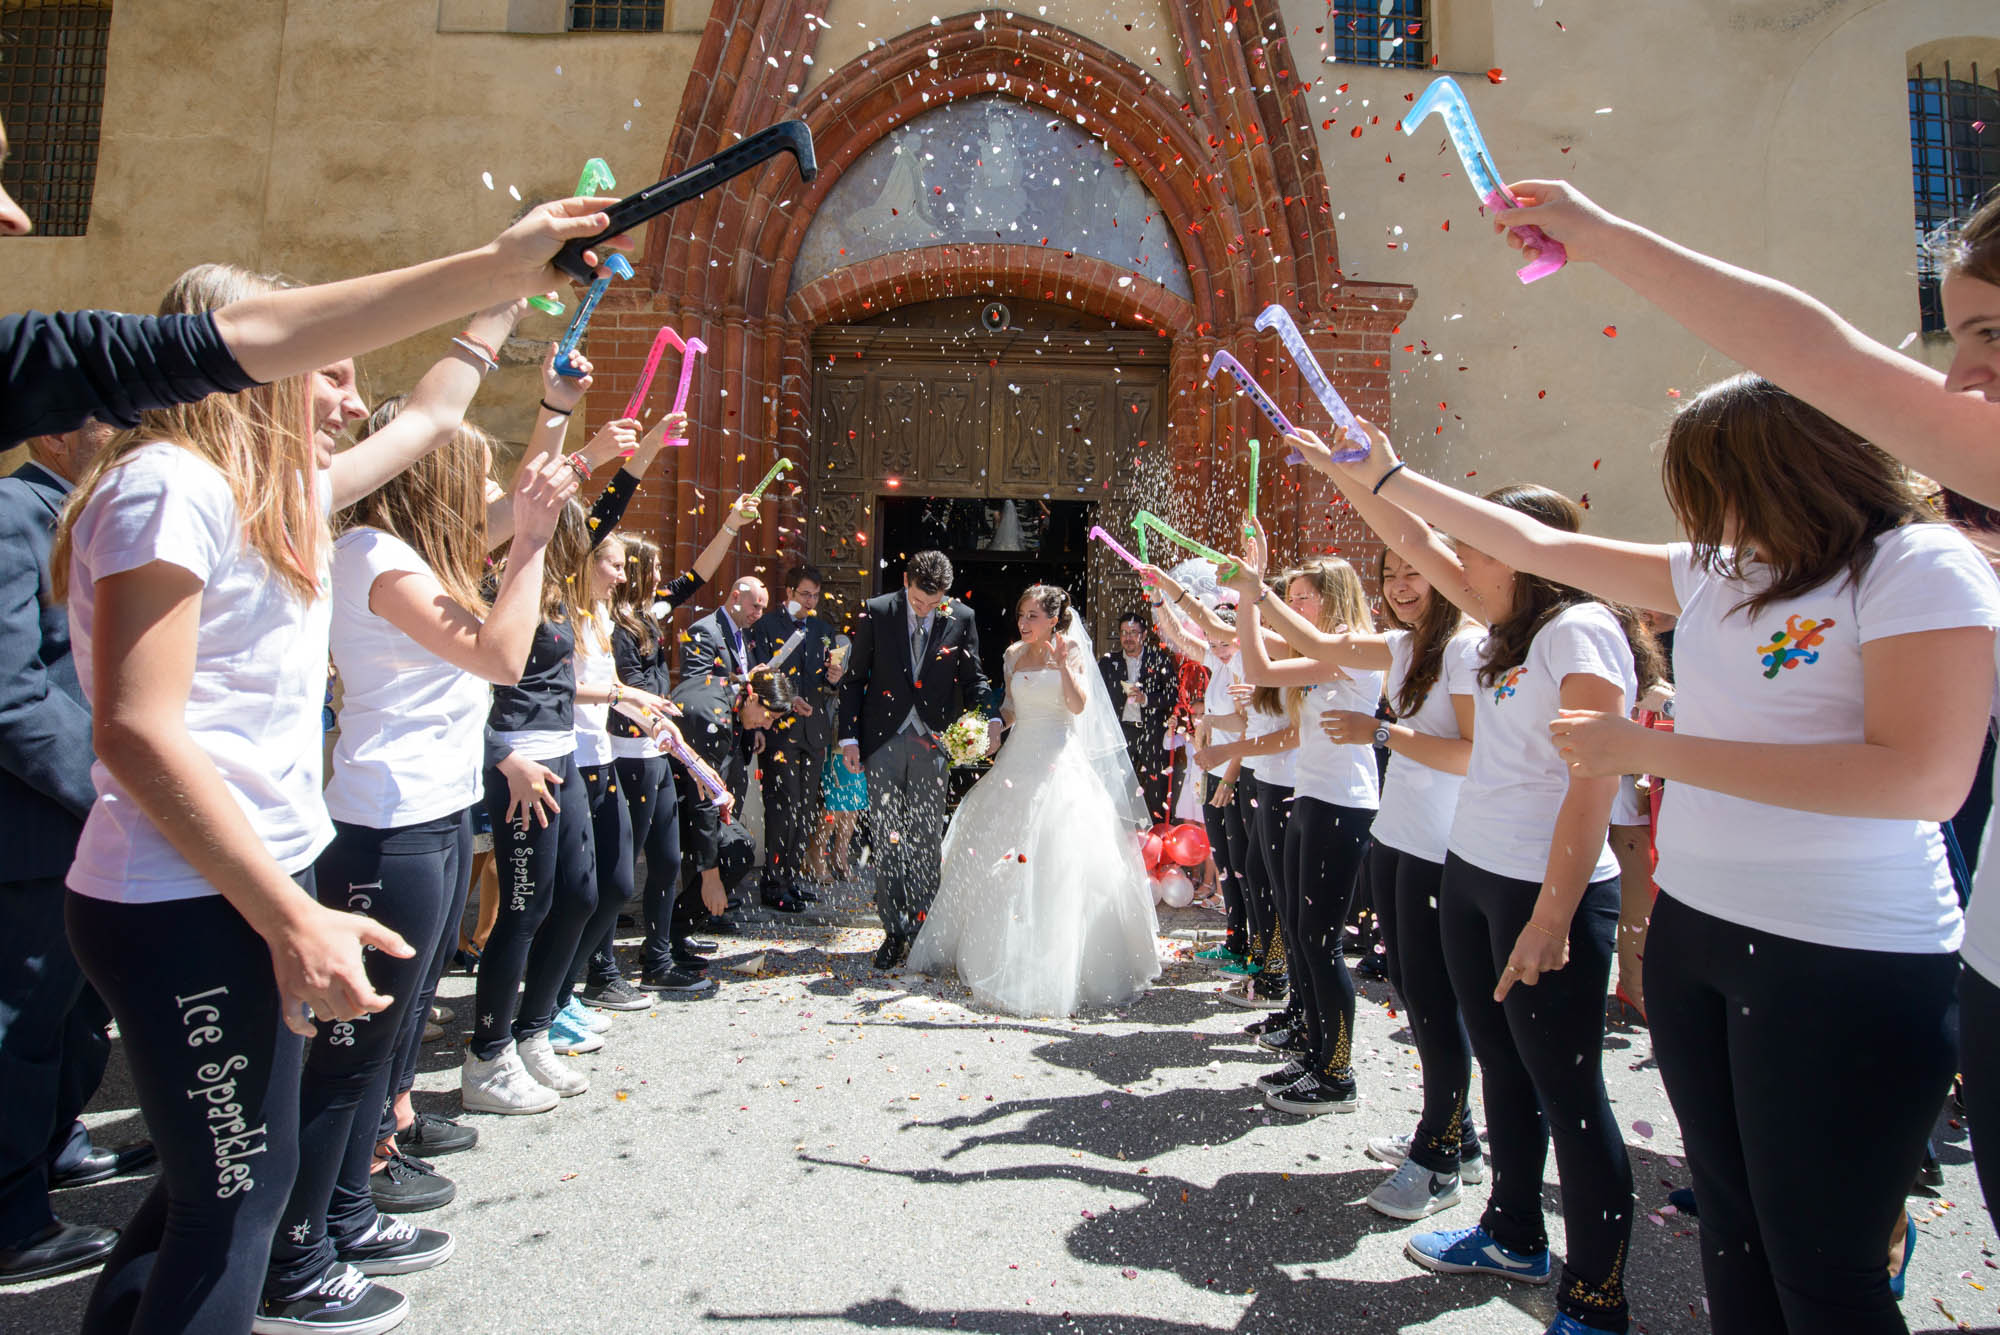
[1158,870,1195,908]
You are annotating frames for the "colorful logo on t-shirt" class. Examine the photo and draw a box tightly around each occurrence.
[1492,666,1526,703]
[1757,614,1836,679]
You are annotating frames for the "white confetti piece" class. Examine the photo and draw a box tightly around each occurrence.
[481,171,494,190]
[1898,331,1919,350]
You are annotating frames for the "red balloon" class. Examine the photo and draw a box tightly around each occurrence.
[1164,822,1211,867]
[1143,824,1171,874]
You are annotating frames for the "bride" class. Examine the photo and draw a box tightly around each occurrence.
[909,584,1163,1016]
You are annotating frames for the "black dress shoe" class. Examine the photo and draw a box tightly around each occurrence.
[670,951,711,972]
[51,1141,155,1190]
[761,893,806,914]
[794,887,820,904]
[699,914,740,936]
[0,1221,119,1285]
[872,935,909,970]
[678,937,718,956]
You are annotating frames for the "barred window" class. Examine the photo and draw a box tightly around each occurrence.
[1910,59,2000,334]
[1327,0,1428,71]
[568,2,665,32]
[0,2,111,236]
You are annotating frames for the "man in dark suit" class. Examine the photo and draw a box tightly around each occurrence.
[749,563,842,912]
[838,551,996,969]
[0,423,149,1285]
[679,576,769,815]
[1097,612,1181,825]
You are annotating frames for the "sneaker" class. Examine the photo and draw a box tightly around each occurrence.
[254,1263,408,1335]
[517,1032,589,1097]
[578,978,649,1012]
[1264,1073,1359,1116]
[460,1043,559,1116]
[1366,1133,1488,1185]
[1217,979,1287,1010]
[369,1151,453,1214]
[336,1215,454,1276]
[1195,945,1247,967]
[399,1112,476,1158]
[1217,957,1263,977]
[1366,1159,1462,1220]
[641,967,718,995]
[561,997,614,1033]
[1404,1225,1551,1285]
[547,1009,606,1055]
[1255,1026,1309,1055]
[429,1004,455,1026]
[1242,1013,1290,1037]
[1254,1060,1309,1091]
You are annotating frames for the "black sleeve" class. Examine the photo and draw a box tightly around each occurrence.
[660,568,705,610]
[838,606,874,743]
[1097,653,1121,701]
[957,611,992,717]
[0,310,258,447]
[584,468,640,551]
[0,496,94,817]
[482,722,513,772]
[680,619,728,684]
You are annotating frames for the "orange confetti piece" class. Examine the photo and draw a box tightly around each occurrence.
[1603,326,1618,338]
[1486,68,1506,84]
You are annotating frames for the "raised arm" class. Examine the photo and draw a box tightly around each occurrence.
[1494,181,2000,505]
[1220,515,1394,671]
[1146,586,1213,660]
[1140,563,1236,643]
[1322,422,1679,616]
[211,198,628,385]
[690,494,760,586]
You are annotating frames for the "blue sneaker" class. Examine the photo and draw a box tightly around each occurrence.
[561,997,612,1034]
[547,1008,605,1055]
[1543,1317,1628,1335]
[1889,1210,1914,1300]
[1405,1225,1551,1285]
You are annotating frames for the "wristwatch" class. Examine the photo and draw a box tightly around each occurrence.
[1373,723,1392,747]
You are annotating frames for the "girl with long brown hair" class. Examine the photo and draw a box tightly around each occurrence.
[1292,426,1649,1335]
[1218,532,1486,1217]
[1218,550,1384,1120]
[1464,181,2000,1333]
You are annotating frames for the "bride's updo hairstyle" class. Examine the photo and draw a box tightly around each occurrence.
[1018,583,1075,635]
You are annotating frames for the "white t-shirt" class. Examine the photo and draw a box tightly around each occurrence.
[572,608,618,770]
[1200,648,1243,777]
[324,529,488,828]
[66,444,334,903]
[1291,669,1385,809]
[1448,602,1635,884]
[1658,529,2000,954]
[1240,700,1297,788]
[1372,625,1481,862]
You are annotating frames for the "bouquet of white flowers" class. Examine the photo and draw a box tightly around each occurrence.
[941,711,991,767]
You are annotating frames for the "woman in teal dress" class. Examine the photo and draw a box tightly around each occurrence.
[817,635,869,879]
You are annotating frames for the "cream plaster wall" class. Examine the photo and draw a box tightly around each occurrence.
[1281,0,2000,541]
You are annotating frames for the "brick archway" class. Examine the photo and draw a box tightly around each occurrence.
[584,2,1414,598]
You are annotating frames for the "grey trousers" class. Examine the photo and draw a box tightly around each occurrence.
[865,729,950,937]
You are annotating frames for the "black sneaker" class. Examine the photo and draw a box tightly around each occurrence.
[1242,1013,1290,1037]
[1256,1027,1310,1055]
[641,968,717,995]
[335,1215,454,1277]
[253,1263,408,1335]
[670,950,711,972]
[1254,1060,1310,1092]
[760,893,807,914]
[399,1112,476,1158]
[1265,1073,1360,1116]
[369,1150,454,1214]
[579,978,650,1011]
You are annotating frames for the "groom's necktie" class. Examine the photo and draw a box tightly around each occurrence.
[901,611,931,737]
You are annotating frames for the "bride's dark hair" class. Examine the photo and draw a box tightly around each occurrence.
[1018,584,1075,634]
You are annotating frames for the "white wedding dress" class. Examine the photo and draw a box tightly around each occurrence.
[909,646,1163,1017]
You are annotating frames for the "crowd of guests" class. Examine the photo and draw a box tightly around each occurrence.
[2,86,2000,1335]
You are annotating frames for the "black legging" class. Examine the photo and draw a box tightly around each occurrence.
[1202,772,1248,956]
[1964,964,2000,1226]
[379,809,471,1143]
[569,762,636,996]
[1649,891,1956,1334]
[615,754,684,978]
[1280,797,1373,1085]
[66,886,307,1335]
[269,813,464,1298]
[472,752,597,1060]
[1244,775,1291,987]
[1441,853,1630,1330]
[1369,841,1480,1172]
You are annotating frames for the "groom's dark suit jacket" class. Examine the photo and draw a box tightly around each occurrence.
[838,589,992,762]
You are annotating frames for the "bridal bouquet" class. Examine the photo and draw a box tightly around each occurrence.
[941,711,991,767]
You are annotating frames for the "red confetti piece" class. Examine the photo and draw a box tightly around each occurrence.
[1440,220,1450,231]
[1603,326,1618,338]
[1537,390,1547,399]
[1486,68,1505,84]
[1349,126,1363,138]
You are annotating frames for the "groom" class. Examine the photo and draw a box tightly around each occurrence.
[839,550,998,969]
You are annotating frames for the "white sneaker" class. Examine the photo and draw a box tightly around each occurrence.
[517,1031,590,1097]
[1366,1132,1487,1184]
[460,1042,559,1115]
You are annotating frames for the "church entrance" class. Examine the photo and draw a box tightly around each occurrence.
[806,299,1169,670]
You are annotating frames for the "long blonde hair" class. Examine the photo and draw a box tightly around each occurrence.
[1283,557,1374,721]
[53,263,322,602]
[341,397,493,614]
[608,533,664,656]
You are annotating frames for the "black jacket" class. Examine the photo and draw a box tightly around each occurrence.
[837,589,991,762]
[1098,645,1179,751]
[608,569,704,742]
[0,309,256,447]
[0,462,95,882]
[749,605,836,756]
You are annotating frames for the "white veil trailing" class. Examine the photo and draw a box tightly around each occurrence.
[1059,612,1153,832]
